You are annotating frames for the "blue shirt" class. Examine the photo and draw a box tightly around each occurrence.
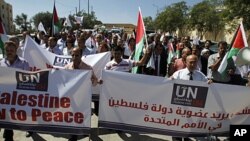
[47,45,63,55]
[0,56,30,70]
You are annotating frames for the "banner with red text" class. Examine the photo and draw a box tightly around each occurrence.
[23,35,110,94]
[99,70,250,137]
[0,67,92,135]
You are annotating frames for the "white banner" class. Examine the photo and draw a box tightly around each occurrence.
[0,67,92,135]
[23,36,111,94]
[99,70,250,137]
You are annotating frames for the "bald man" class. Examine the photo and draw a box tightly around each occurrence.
[170,55,212,141]
[170,54,211,82]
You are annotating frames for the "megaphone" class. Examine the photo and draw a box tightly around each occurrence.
[235,47,250,67]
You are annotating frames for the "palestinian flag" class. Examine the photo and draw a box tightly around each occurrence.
[0,17,6,57]
[132,8,146,73]
[218,22,248,75]
[167,42,176,64]
[52,2,61,36]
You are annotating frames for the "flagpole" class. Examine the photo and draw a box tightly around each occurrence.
[218,24,240,73]
[52,0,55,36]
[218,22,247,74]
[240,21,249,47]
[139,7,148,48]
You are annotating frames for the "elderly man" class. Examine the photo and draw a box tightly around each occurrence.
[170,55,212,141]
[170,54,210,82]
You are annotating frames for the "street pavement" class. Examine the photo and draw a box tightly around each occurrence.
[0,108,226,141]
[0,114,175,141]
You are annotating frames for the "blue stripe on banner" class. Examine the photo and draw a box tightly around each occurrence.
[0,121,90,135]
[99,120,229,137]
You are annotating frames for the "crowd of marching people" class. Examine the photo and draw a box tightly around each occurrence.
[0,27,250,141]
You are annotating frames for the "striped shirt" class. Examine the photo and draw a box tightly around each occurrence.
[105,59,135,72]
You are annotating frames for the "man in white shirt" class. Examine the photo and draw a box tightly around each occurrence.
[170,54,212,141]
[57,32,67,51]
[170,55,210,83]
[105,46,151,72]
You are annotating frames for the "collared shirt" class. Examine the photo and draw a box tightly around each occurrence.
[63,48,72,56]
[172,68,208,82]
[57,38,66,51]
[85,37,97,53]
[207,53,230,82]
[0,56,30,70]
[105,59,135,72]
[47,45,63,55]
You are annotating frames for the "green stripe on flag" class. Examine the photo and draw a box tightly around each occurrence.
[228,48,240,58]
[132,38,144,73]
[0,37,4,56]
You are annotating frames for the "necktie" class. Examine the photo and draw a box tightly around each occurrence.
[154,55,160,76]
[189,72,193,80]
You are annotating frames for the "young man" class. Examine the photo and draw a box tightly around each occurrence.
[105,46,151,72]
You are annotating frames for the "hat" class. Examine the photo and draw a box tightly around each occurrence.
[201,48,210,56]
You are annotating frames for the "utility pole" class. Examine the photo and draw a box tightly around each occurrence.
[75,7,77,15]
[152,4,159,15]
[88,0,89,16]
[79,0,80,13]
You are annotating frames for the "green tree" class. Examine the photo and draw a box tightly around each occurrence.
[154,1,188,35]
[14,13,31,31]
[224,0,250,30]
[143,16,154,31]
[189,1,224,40]
[32,12,53,32]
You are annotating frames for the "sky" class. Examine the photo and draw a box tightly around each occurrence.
[5,0,203,25]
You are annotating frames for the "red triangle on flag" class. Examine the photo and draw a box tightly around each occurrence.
[232,26,245,49]
[136,11,145,44]
[53,4,59,25]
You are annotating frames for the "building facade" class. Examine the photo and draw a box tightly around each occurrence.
[0,0,14,34]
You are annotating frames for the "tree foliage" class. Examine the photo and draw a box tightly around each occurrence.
[18,10,102,33]
[14,13,31,31]
[224,0,250,30]
[143,16,154,31]
[32,12,53,32]
[155,1,188,35]
[189,1,224,39]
